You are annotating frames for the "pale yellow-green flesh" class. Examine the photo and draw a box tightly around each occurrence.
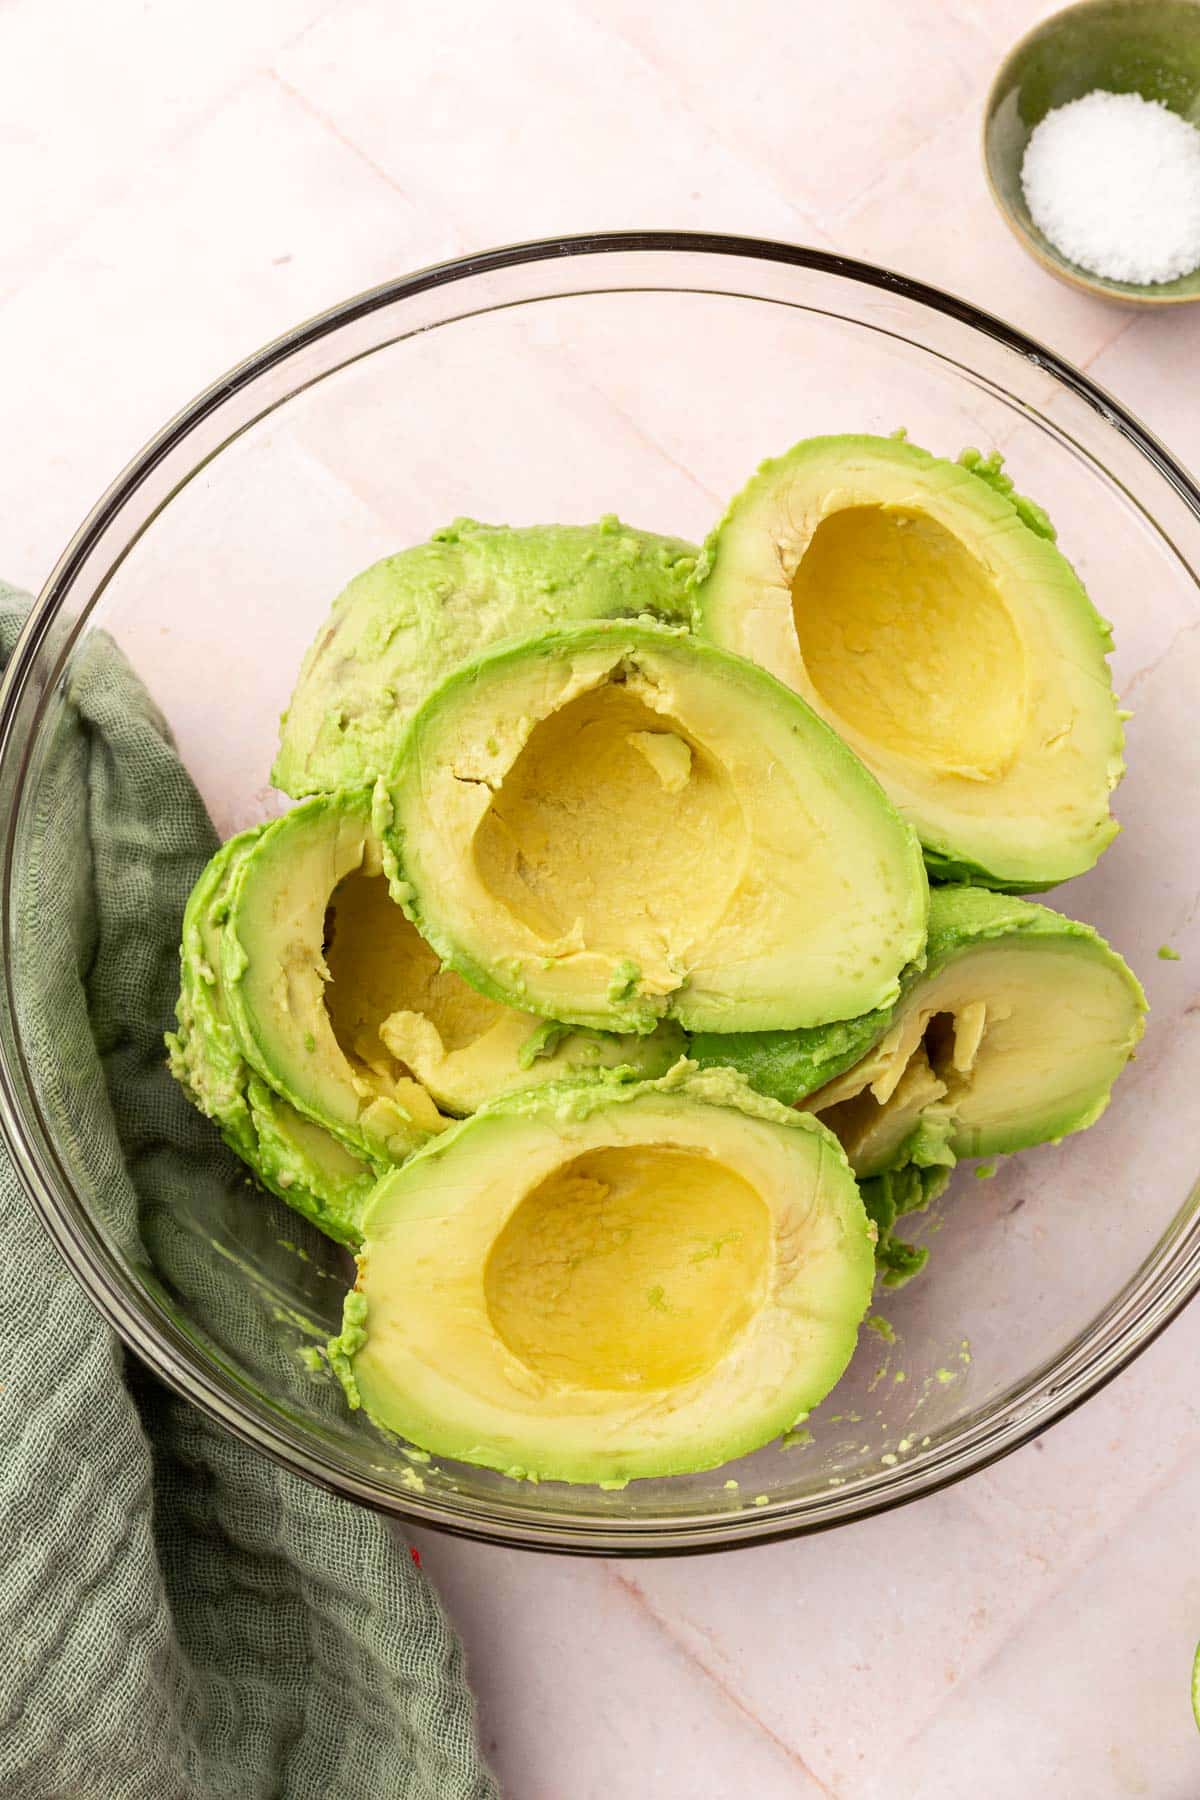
[807,939,1141,1174]
[394,630,928,1032]
[792,506,1028,783]
[325,866,678,1115]
[228,806,439,1158]
[326,868,504,1066]
[484,1146,770,1391]
[474,685,745,972]
[699,438,1121,886]
[352,1081,874,1483]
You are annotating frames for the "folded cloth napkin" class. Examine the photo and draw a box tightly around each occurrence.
[0,588,497,1800]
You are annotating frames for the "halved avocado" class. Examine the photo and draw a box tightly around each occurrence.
[167,829,263,1165]
[222,791,681,1153]
[166,830,376,1246]
[383,620,928,1036]
[274,517,697,798]
[692,886,1146,1171]
[244,1078,377,1248]
[692,435,1124,889]
[329,1064,875,1485]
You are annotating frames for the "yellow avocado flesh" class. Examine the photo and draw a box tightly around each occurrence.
[473,684,745,973]
[806,938,1141,1173]
[225,798,438,1161]
[326,868,505,1068]
[324,865,681,1115]
[484,1145,770,1391]
[792,505,1028,783]
[389,624,928,1033]
[350,1074,875,1484]
[696,436,1123,886]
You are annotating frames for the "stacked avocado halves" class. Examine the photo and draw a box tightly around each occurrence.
[169,439,1144,1487]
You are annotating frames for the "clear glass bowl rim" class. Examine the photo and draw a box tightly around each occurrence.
[2,229,1198,1555]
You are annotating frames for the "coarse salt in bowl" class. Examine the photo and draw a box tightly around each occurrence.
[983,0,1200,306]
[1021,89,1200,285]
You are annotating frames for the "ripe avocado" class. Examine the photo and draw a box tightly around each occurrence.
[220,790,682,1161]
[166,830,376,1246]
[691,886,1146,1277]
[691,434,1124,890]
[274,517,697,797]
[329,1063,875,1485]
[382,618,928,1036]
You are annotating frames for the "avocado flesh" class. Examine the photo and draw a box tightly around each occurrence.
[804,900,1145,1172]
[223,792,441,1167]
[167,830,263,1164]
[274,517,697,798]
[166,830,376,1246]
[693,884,1145,1174]
[691,434,1124,889]
[333,1064,875,1485]
[222,791,682,1157]
[324,858,684,1115]
[385,619,928,1036]
[244,1078,376,1248]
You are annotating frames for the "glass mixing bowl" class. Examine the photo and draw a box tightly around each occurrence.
[1,233,1197,1553]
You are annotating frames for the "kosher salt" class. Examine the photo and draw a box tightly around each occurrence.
[1020,88,1200,285]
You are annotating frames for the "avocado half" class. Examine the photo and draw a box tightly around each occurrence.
[166,830,377,1246]
[691,434,1125,890]
[220,789,682,1166]
[382,618,929,1037]
[273,517,697,798]
[330,1065,875,1485]
[691,885,1146,1275]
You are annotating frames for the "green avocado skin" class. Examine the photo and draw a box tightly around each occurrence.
[274,517,697,798]
[166,829,376,1247]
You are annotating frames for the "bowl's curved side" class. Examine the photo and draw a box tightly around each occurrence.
[2,233,1199,1551]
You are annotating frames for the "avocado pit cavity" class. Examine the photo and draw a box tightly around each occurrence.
[472,679,747,990]
[484,1144,771,1391]
[810,999,993,1177]
[791,504,1029,782]
[324,868,502,1123]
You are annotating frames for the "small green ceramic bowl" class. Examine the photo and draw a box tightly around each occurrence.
[984,0,1200,305]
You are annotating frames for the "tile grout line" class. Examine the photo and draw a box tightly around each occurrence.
[267,66,416,208]
[900,1421,1200,1764]
[1076,309,1141,373]
[568,0,832,245]
[604,1563,840,1797]
[826,90,986,231]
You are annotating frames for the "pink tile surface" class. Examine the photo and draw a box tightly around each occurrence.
[5,2,1200,1794]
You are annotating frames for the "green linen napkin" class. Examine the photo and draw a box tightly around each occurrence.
[0,589,497,1800]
